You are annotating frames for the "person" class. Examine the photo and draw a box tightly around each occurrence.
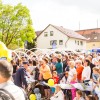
[39,58,52,81]
[28,60,36,80]
[64,59,70,71]
[10,60,19,74]
[54,58,63,75]
[18,59,23,67]
[52,71,59,84]
[86,95,96,100]
[76,60,84,82]
[92,67,100,83]
[87,56,95,78]
[0,60,26,100]
[14,61,29,89]
[50,85,64,100]
[74,90,85,100]
[60,71,68,84]
[67,60,77,100]
[11,60,19,82]
[62,55,69,72]
[51,56,57,66]
[92,54,98,65]
[39,58,52,99]
[98,59,100,68]
[82,59,91,82]
[82,59,91,96]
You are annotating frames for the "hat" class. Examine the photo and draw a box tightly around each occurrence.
[23,61,29,64]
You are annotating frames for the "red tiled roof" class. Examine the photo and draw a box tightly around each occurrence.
[76,28,100,35]
[76,28,100,42]
[51,24,86,40]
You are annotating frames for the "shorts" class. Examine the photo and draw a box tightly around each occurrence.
[43,79,50,89]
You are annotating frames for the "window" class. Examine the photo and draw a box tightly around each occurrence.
[80,41,83,45]
[50,31,54,36]
[44,32,48,37]
[75,40,76,44]
[50,40,57,45]
[77,41,79,45]
[59,40,63,45]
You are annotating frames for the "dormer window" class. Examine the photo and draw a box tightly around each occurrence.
[50,31,54,36]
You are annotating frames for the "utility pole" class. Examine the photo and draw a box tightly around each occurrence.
[97,19,98,28]
[79,21,80,30]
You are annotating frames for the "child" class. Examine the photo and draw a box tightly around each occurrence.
[60,71,68,84]
[52,71,59,84]
[51,71,59,95]
[74,90,85,100]
[92,67,100,83]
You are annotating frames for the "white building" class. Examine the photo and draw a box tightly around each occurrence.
[36,24,87,51]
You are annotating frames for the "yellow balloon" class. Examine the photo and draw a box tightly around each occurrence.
[29,94,36,100]
[48,79,54,87]
[0,41,12,62]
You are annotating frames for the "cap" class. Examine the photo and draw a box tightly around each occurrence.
[23,61,29,64]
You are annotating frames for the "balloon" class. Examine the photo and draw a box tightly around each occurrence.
[48,79,54,87]
[0,41,12,62]
[29,94,36,100]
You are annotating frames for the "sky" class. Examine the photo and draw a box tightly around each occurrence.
[2,0,100,31]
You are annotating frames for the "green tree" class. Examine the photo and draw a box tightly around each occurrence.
[0,1,36,49]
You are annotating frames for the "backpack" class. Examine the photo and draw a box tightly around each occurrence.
[0,89,15,100]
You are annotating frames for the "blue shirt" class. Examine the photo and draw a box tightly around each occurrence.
[14,67,27,88]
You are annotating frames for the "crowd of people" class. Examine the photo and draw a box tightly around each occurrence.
[0,50,100,100]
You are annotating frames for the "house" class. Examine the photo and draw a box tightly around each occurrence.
[36,24,86,51]
[76,28,100,50]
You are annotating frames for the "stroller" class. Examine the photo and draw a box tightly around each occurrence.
[27,80,50,99]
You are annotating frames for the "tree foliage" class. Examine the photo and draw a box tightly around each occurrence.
[0,1,36,49]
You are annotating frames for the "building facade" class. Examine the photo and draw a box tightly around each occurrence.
[76,28,100,50]
[36,24,86,51]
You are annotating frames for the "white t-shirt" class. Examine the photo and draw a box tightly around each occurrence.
[74,97,85,100]
[92,58,98,64]
[50,90,64,100]
[67,68,77,83]
[29,66,36,79]
[82,66,91,81]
